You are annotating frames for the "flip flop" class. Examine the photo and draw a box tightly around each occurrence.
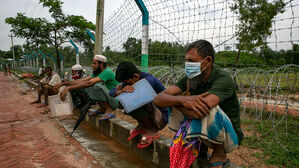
[137,133,160,149]
[98,113,116,121]
[126,128,146,141]
[88,110,104,116]
[37,104,48,108]
[207,159,230,168]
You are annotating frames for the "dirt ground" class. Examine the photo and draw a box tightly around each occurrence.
[115,108,277,168]
[0,73,101,168]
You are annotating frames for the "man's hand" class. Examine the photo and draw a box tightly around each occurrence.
[180,92,211,119]
[115,84,123,90]
[54,83,64,92]
[60,87,69,101]
[122,85,135,93]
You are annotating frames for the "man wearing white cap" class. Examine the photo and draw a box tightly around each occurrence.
[71,64,86,80]
[68,64,88,109]
[54,55,119,118]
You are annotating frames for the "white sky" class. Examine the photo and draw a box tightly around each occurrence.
[0,0,124,51]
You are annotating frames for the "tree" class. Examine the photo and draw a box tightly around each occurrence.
[149,40,185,67]
[122,37,142,63]
[5,0,95,70]
[230,0,286,67]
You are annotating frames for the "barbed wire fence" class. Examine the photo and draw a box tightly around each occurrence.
[102,0,299,162]
[11,0,298,165]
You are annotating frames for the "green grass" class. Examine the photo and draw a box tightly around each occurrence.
[235,72,299,90]
[241,109,299,167]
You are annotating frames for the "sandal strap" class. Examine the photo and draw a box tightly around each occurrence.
[207,159,230,168]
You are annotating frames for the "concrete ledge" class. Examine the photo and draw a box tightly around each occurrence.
[74,109,171,167]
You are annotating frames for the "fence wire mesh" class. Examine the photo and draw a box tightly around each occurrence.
[12,0,299,166]
[101,0,299,163]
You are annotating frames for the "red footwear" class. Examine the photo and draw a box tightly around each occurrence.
[37,104,48,108]
[137,133,160,148]
[126,128,146,141]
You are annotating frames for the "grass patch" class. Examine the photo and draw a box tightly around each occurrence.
[241,110,299,167]
[235,72,299,90]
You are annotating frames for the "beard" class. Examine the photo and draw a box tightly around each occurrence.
[189,71,206,90]
[92,68,102,77]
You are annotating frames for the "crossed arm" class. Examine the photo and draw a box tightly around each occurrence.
[153,86,220,119]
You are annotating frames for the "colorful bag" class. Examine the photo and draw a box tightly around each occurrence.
[169,119,200,168]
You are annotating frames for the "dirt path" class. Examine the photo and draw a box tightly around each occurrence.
[0,73,101,168]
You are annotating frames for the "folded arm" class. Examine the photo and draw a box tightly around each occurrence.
[154,85,220,119]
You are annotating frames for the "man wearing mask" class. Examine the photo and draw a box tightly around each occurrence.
[154,40,243,168]
[54,55,119,118]
[68,64,88,109]
[71,64,86,80]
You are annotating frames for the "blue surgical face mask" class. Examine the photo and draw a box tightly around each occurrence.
[185,57,207,79]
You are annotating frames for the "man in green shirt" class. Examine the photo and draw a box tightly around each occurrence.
[154,40,243,168]
[55,55,119,116]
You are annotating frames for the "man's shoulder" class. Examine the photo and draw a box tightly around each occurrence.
[104,67,113,72]
[142,72,160,83]
[214,67,232,80]
[103,68,115,75]
[52,73,60,78]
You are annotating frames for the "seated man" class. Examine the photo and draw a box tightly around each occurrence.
[110,61,168,148]
[69,64,88,109]
[31,66,61,107]
[55,55,119,119]
[153,40,244,168]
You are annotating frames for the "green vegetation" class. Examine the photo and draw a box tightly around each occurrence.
[4,0,95,69]
[241,112,299,167]
[102,38,299,69]
[1,0,298,70]
[235,72,299,90]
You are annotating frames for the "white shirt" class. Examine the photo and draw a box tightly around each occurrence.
[48,72,61,86]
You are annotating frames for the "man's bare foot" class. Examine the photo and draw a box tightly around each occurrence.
[30,100,41,104]
[145,129,158,136]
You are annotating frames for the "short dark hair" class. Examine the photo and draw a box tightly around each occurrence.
[115,61,139,82]
[45,66,52,71]
[186,40,215,63]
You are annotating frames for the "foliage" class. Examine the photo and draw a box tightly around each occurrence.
[122,37,142,63]
[149,40,185,67]
[5,0,95,69]
[242,112,299,167]
[231,0,286,51]
[0,45,24,60]
[122,37,185,67]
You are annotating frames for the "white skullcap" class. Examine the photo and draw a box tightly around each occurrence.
[94,54,107,63]
[71,64,83,70]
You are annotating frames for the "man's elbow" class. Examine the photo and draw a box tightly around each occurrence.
[153,93,164,106]
[153,95,160,106]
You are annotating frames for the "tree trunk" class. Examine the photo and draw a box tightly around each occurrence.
[55,45,61,74]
